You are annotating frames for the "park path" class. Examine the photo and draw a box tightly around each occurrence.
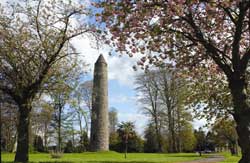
[179,155,224,163]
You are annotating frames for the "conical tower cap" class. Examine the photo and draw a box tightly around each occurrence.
[95,54,107,65]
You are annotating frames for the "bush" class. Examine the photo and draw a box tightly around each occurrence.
[50,151,63,159]
[33,135,44,152]
[64,140,74,153]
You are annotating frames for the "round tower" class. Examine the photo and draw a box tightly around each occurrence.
[90,54,109,151]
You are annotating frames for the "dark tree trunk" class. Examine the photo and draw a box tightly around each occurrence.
[44,122,48,152]
[168,114,176,153]
[58,106,62,152]
[125,141,127,159]
[14,104,31,163]
[0,101,2,163]
[154,116,163,152]
[229,77,250,163]
[176,107,182,153]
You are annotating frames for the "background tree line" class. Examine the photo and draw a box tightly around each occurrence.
[1,64,239,155]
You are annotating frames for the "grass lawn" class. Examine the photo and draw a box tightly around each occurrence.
[2,151,208,163]
[219,153,240,163]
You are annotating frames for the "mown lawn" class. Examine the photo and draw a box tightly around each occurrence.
[219,153,240,163]
[2,151,207,163]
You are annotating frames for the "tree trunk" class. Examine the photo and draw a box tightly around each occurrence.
[0,101,2,163]
[154,116,162,152]
[125,141,127,159]
[58,106,62,152]
[14,104,31,163]
[44,122,48,152]
[229,78,250,163]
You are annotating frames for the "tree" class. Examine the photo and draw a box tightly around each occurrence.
[71,80,93,139]
[109,131,120,152]
[0,94,18,153]
[33,135,44,152]
[212,118,238,155]
[157,68,191,153]
[194,128,206,156]
[97,1,250,162]
[117,122,135,158]
[64,140,74,153]
[0,0,94,161]
[135,70,164,152]
[33,101,53,152]
[70,80,92,152]
[144,123,161,153]
[136,68,192,153]
[78,131,89,152]
[109,107,118,134]
[49,83,72,153]
[179,123,196,152]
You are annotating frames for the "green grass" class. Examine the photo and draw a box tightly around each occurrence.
[2,151,207,163]
[219,153,240,163]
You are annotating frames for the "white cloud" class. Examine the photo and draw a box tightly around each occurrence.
[117,112,149,135]
[71,34,142,88]
[192,118,207,130]
[110,94,137,104]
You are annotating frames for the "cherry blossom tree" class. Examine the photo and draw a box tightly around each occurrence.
[96,1,250,163]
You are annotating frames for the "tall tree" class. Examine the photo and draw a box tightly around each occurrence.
[71,80,93,138]
[0,0,94,161]
[157,69,190,153]
[109,107,118,134]
[49,82,73,152]
[136,68,191,153]
[97,1,250,162]
[135,70,164,152]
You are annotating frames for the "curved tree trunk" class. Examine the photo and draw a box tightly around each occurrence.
[229,77,250,163]
[14,103,31,163]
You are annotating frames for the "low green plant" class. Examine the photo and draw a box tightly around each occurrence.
[50,151,63,159]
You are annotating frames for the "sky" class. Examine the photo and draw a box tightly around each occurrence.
[71,35,206,135]
[0,0,206,135]
[71,36,151,135]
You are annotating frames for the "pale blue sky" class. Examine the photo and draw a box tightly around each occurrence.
[0,0,206,135]
[73,35,206,135]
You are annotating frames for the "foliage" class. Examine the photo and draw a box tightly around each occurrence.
[110,122,144,154]
[194,128,206,153]
[109,107,118,134]
[0,0,95,161]
[179,124,196,152]
[136,68,194,153]
[33,135,44,153]
[211,118,238,155]
[78,131,89,152]
[96,1,250,162]
[64,140,74,153]
[50,152,63,159]
[0,96,18,153]
[144,123,160,153]
[109,132,120,152]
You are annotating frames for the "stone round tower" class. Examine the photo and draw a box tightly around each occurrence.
[90,54,109,151]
